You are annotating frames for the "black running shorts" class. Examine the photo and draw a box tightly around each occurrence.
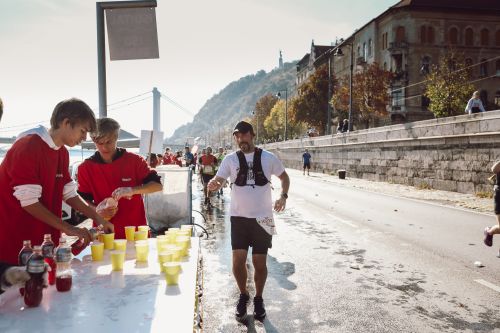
[303,162,311,169]
[201,173,215,185]
[494,188,500,214]
[231,216,272,254]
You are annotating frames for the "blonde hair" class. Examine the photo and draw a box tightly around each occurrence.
[90,117,120,141]
[473,91,480,98]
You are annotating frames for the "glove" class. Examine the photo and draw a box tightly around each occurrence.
[112,187,135,200]
[96,197,118,220]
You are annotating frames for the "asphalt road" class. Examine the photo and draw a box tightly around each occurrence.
[198,170,500,333]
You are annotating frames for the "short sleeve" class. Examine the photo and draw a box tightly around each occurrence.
[215,155,231,180]
[270,154,285,177]
[8,137,43,188]
[133,154,160,184]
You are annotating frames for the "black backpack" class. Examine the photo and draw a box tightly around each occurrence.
[234,148,270,187]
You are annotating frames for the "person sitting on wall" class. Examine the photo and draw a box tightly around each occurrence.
[465,91,486,114]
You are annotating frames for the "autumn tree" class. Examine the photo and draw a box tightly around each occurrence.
[250,94,278,142]
[263,99,306,140]
[424,51,474,118]
[332,62,393,130]
[291,64,334,135]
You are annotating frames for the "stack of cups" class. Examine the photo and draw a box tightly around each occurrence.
[102,233,115,250]
[181,225,193,237]
[138,225,150,238]
[125,226,136,242]
[158,251,174,272]
[135,230,148,241]
[135,240,149,262]
[176,236,190,257]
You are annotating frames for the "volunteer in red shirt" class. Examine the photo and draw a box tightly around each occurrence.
[162,147,173,165]
[77,118,163,239]
[199,146,218,207]
[0,98,114,264]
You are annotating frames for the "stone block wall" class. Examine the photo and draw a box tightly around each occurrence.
[263,111,500,194]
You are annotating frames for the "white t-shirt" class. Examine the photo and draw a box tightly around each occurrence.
[216,149,285,219]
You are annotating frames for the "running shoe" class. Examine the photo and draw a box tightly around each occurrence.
[253,296,266,321]
[235,293,250,321]
[484,227,493,247]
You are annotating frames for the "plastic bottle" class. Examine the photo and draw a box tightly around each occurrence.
[24,246,46,307]
[18,240,33,266]
[55,237,73,292]
[41,234,56,285]
[71,228,100,255]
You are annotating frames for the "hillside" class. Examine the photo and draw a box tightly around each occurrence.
[167,62,297,144]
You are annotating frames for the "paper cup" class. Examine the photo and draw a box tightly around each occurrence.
[163,262,181,285]
[158,251,174,271]
[135,242,149,262]
[110,251,125,271]
[138,225,150,238]
[102,233,115,250]
[113,239,127,251]
[124,226,136,242]
[90,242,104,261]
[180,225,193,236]
[134,230,148,241]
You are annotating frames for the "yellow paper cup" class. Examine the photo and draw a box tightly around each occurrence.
[180,225,193,236]
[135,242,149,262]
[110,250,125,271]
[165,231,177,243]
[102,233,115,250]
[113,239,127,251]
[163,262,181,285]
[158,251,173,271]
[90,242,104,261]
[171,245,183,261]
[134,231,148,241]
[138,225,150,238]
[124,226,136,242]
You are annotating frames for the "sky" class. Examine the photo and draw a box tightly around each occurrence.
[0,0,397,139]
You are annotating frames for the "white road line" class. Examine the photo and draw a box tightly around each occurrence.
[474,279,500,293]
[327,213,358,228]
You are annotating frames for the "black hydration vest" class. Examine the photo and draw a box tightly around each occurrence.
[234,148,270,187]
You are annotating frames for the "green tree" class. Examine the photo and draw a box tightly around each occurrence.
[291,64,334,134]
[332,62,393,129]
[424,51,474,118]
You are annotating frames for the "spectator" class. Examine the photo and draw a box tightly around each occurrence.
[465,91,486,114]
[342,119,349,133]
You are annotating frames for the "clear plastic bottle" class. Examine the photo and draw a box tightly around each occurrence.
[41,234,56,285]
[24,246,46,307]
[71,227,100,255]
[55,236,73,292]
[18,240,33,266]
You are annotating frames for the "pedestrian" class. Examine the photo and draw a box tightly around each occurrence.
[184,146,195,168]
[208,121,290,322]
[342,119,349,133]
[302,148,312,175]
[77,118,163,239]
[148,153,159,168]
[465,91,486,114]
[336,121,343,134]
[0,98,114,265]
[199,146,217,207]
[484,160,500,247]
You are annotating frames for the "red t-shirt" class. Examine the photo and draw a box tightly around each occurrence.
[162,154,173,165]
[0,135,71,264]
[77,151,155,239]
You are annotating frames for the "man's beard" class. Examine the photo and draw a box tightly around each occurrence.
[239,141,252,153]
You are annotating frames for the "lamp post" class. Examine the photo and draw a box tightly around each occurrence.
[276,88,288,141]
[327,52,333,135]
[334,44,354,132]
[252,110,259,144]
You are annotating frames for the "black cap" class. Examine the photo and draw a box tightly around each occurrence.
[233,121,254,135]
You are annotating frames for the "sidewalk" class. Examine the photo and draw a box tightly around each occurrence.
[290,168,494,214]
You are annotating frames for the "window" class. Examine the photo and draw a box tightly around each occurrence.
[420,26,427,43]
[383,62,387,71]
[357,46,361,58]
[396,26,405,42]
[427,27,435,44]
[420,56,431,75]
[448,27,458,44]
[496,30,500,46]
[481,29,490,46]
[480,59,488,77]
[383,32,388,49]
[465,58,473,76]
[363,42,367,60]
[392,88,404,107]
[465,28,473,46]
[496,60,500,76]
[495,91,500,107]
[368,39,373,57]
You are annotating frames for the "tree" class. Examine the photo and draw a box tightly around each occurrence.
[332,62,393,129]
[251,94,278,142]
[263,99,306,140]
[291,64,334,135]
[424,51,474,118]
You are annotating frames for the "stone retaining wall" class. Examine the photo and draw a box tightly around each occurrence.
[262,110,500,194]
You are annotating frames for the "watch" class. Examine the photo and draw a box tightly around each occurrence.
[281,193,288,199]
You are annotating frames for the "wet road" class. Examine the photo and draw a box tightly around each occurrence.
[195,170,500,333]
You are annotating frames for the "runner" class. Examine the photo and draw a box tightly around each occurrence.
[77,118,163,239]
[216,147,226,198]
[484,160,500,248]
[199,147,217,207]
[0,98,114,264]
[302,148,312,176]
[208,121,290,322]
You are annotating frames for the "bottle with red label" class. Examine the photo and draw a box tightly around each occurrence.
[55,236,73,292]
[71,228,100,255]
[18,240,33,266]
[41,234,56,285]
[24,246,46,307]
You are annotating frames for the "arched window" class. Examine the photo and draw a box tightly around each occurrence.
[465,28,474,46]
[465,58,474,77]
[427,27,435,44]
[480,59,488,77]
[368,39,373,57]
[420,26,427,43]
[363,42,367,60]
[481,28,490,46]
[448,27,458,44]
[396,26,405,42]
[420,56,431,75]
[496,60,500,76]
[496,30,500,46]
[383,62,387,71]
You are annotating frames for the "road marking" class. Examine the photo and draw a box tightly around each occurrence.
[327,213,358,228]
[474,279,500,293]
